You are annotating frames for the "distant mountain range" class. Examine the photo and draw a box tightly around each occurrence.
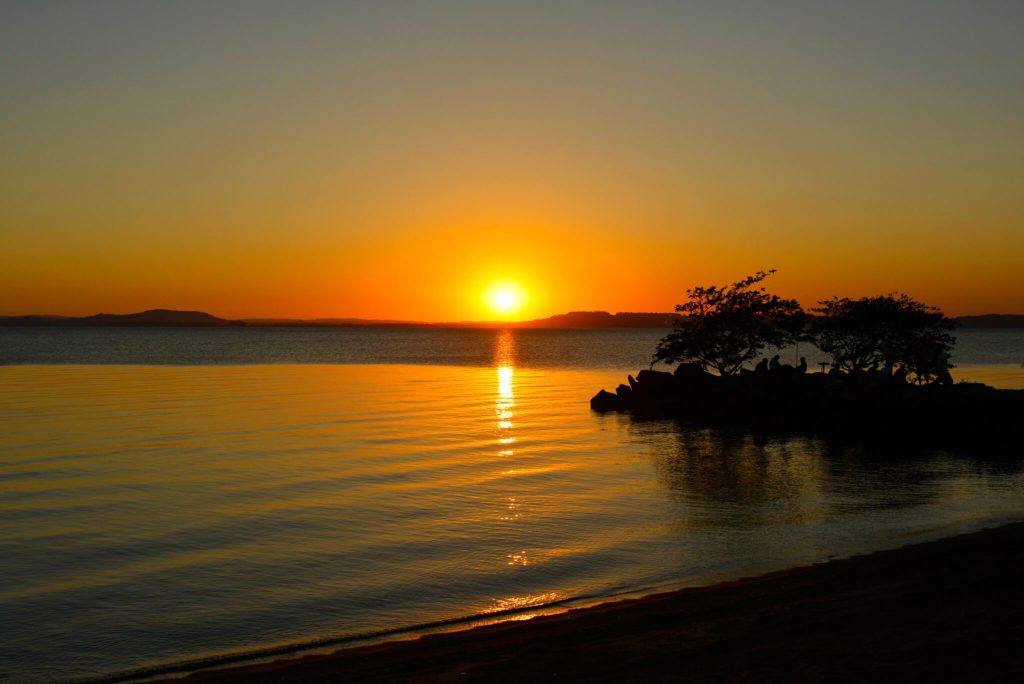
[0,309,233,327]
[950,314,1024,329]
[1,309,1022,329]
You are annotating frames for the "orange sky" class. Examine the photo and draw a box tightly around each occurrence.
[3,3,1023,320]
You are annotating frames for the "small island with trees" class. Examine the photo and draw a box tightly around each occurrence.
[591,271,1023,448]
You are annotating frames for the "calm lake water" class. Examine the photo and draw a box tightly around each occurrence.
[1,328,1023,682]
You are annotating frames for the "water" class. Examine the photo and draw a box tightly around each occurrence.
[0,327,666,368]
[1,328,1023,682]
[2,326,1022,375]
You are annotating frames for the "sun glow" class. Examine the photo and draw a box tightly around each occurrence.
[484,282,527,318]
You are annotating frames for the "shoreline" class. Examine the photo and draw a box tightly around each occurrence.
[160,521,1024,682]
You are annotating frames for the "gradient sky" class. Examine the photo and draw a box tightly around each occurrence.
[3,1,1022,320]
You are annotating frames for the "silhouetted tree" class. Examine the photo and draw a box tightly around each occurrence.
[813,294,956,383]
[654,270,805,375]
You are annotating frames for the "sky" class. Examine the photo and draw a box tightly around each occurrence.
[2,1,1022,320]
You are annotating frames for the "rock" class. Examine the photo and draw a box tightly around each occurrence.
[627,374,638,390]
[590,367,1024,450]
[636,369,675,391]
[674,362,715,385]
[590,389,621,411]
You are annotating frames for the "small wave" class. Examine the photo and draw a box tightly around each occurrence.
[70,590,617,684]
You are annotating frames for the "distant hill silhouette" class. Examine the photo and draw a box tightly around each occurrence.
[517,311,679,328]
[0,309,232,326]
[2,309,1023,329]
[237,312,678,328]
[0,309,679,328]
[240,317,428,327]
[954,314,1024,329]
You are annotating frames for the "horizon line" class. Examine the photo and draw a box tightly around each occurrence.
[3,308,1024,327]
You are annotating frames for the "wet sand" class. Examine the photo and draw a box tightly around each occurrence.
[169,522,1024,683]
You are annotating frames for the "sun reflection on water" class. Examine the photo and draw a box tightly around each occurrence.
[500,496,520,521]
[497,366,514,400]
[496,367,515,428]
[494,330,517,454]
[494,330,531,571]
[506,550,529,566]
[485,592,566,616]
[493,329,516,368]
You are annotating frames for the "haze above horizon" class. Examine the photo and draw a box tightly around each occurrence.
[3,1,1023,319]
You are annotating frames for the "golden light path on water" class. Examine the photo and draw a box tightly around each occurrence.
[492,330,567,610]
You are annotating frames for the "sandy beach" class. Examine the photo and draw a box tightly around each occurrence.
[165,521,1024,683]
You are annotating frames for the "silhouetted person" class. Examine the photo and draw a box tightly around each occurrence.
[933,353,954,386]
[865,364,882,384]
[769,354,781,372]
[881,362,894,381]
[796,357,807,374]
[754,358,769,374]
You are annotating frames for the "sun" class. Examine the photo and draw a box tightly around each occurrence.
[484,282,527,318]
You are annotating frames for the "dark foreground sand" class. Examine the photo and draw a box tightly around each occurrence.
[169,522,1024,683]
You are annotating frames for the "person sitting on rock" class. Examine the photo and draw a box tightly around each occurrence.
[865,364,882,384]
[754,357,769,374]
[769,354,782,372]
[880,362,894,381]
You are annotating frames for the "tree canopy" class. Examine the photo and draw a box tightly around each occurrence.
[813,294,956,383]
[653,270,805,375]
[653,273,957,385]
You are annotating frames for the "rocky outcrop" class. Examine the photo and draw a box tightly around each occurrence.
[592,365,1024,449]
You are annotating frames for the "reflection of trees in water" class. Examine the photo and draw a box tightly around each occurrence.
[816,438,1024,512]
[631,422,827,527]
[628,419,1024,527]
